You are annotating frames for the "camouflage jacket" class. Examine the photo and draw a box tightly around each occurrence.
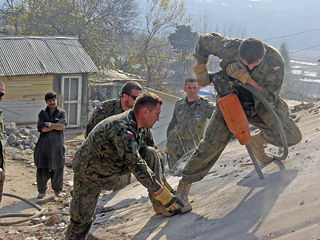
[85,98,123,137]
[75,110,161,193]
[0,110,4,170]
[194,33,285,104]
[166,97,215,151]
[85,98,156,148]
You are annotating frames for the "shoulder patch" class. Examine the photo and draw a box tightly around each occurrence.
[126,130,133,136]
[96,105,104,110]
[273,66,281,72]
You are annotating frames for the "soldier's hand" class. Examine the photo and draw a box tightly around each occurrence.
[153,187,185,216]
[0,168,4,180]
[194,63,210,86]
[226,62,251,84]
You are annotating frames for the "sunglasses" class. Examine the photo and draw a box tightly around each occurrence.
[126,93,138,100]
[0,92,5,97]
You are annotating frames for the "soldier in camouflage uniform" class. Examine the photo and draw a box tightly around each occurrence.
[166,78,215,169]
[65,93,191,240]
[0,83,5,202]
[85,81,158,190]
[176,33,302,206]
[85,81,143,137]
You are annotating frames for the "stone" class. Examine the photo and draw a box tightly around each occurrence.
[29,135,38,144]
[7,133,17,146]
[48,214,62,225]
[30,143,36,150]
[20,128,31,136]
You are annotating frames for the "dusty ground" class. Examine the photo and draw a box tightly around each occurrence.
[0,100,319,240]
[0,130,83,239]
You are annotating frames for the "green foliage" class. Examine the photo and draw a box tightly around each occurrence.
[167,25,198,88]
[168,25,198,55]
[0,0,139,68]
[279,42,291,71]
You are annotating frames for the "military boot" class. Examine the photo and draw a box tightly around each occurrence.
[65,222,91,240]
[251,132,273,164]
[176,179,192,212]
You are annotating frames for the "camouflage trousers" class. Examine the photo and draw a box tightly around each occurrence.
[182,98,302,183]
[167,140,197,169]
[65,146,165,240]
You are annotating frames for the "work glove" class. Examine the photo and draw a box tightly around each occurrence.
[226,62,250,84]
[193,63,210,86]
[153,187,185,216]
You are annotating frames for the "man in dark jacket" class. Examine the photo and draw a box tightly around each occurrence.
[34,91,66,199]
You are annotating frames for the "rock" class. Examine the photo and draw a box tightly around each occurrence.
[8,229,19,234]
[17,144,24,150]
[30,143,36,150]
[7,133,17,146]
[48,214,62,224]
[31,217,42,224]
[23,138,31,146]
[30,129,39,136]
[24,237,38,240]
[29,135,38,144]
[62,216,70,223]
[20,128,31,136]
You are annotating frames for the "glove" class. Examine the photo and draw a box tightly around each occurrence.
[153,187,185,216]
[193,63,210,86]
[226,62,250,84]
[163,146,169,154]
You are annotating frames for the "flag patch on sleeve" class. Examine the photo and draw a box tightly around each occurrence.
[273,66,281,72]
[127,130,133,136]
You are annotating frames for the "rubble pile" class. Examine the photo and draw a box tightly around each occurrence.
[5,122,39,152]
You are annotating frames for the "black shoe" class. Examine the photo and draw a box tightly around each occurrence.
[37,192,46,199]
[54,191,62,197]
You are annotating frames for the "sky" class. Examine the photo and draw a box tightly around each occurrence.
[184,0,320,60]
[1,0,319,60]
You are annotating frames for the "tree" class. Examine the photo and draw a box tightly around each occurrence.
[0,0,139,68]
[279,41,291,72]
[130,0,190,88]
[168,25,198,88]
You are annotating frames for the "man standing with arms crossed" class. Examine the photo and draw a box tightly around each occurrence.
[34,92,66,199]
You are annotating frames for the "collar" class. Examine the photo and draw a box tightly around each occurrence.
[128,110,138,132]
[45,106,58,114]
[185,96,202,105]
[116,97,124,112]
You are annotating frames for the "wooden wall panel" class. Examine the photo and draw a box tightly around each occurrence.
[0,75,53,101]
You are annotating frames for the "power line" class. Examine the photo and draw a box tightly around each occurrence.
[263,28,320,41]
[290,44,320,54]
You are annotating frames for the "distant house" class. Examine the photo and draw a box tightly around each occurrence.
[90,69,145,101]
[145,88,179,150]
[0,35,98,127]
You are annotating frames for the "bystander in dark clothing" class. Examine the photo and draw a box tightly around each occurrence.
[34,92,66,199]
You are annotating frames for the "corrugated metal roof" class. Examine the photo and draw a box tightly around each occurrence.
[0,35,98,76]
